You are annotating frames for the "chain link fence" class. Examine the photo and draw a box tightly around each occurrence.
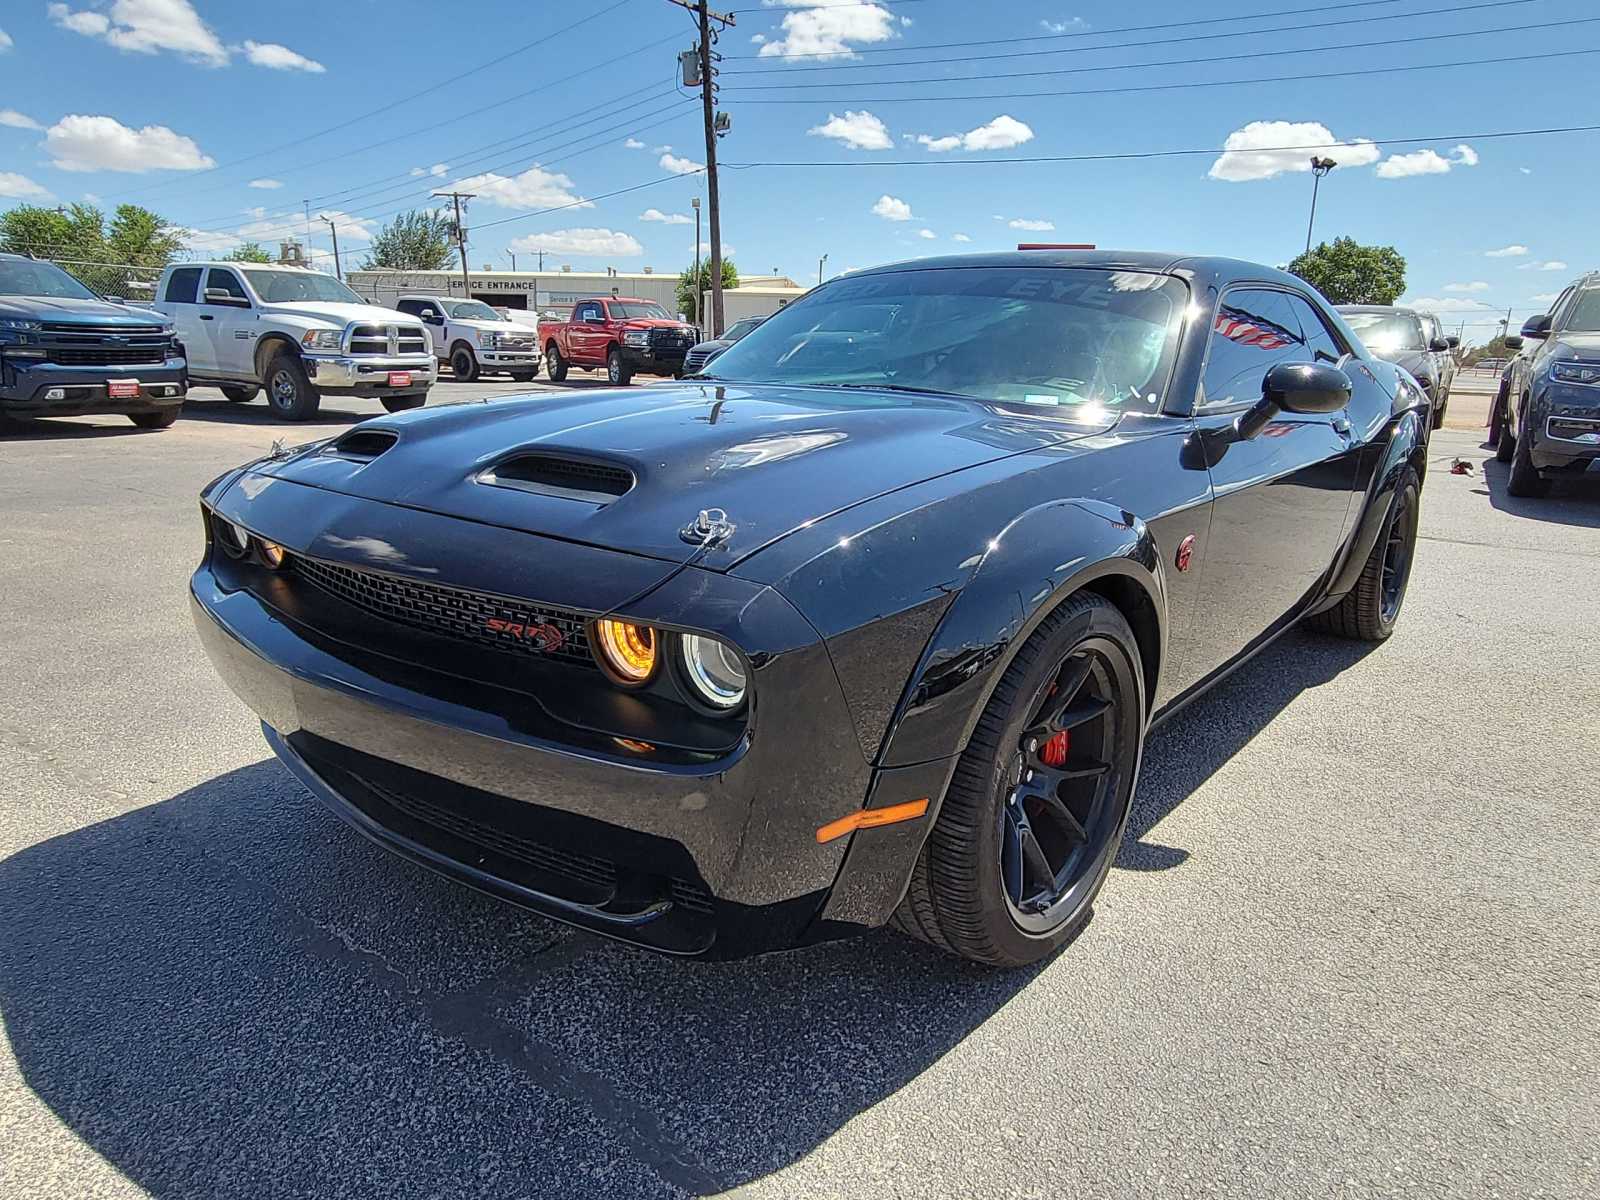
[44,259,167,302]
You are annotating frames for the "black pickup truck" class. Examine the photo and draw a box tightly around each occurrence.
[0,253,187,428]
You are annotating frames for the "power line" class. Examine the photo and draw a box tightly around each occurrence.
[723,46,1600,103]
[721,0,1537,75]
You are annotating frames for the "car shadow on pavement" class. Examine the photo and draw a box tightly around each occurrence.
[0,629,1371,1198]
[0,415,174,440]
[177,397,395,428]
[1477,454,1600,527]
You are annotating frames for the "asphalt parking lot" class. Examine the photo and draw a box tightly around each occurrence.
[1,380,1597,1199]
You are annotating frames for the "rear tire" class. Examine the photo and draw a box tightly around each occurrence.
[1493,385,1514,462]
[128,409,178,429]
[606,346,632,386]
[545,342,568,382]
[1507,407,1551,497]
[892,592,1144,968]
[220,385,259,403]
[380,392,427,413]
[1308,467,1419,642]
[450,346,480,382]
[264,351,320,421]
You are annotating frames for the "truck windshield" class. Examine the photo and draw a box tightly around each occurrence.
[1565,289,1600,332]
[694,266,1187,415]
[1342,312,1426,353]
[610,302,671,320]
[446,300,503,321]
[0,257,100,301]
[242,270,363,305]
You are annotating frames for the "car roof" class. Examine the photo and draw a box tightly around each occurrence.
[843,249,1318,294]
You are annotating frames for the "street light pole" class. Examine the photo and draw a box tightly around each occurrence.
[318,214,342,280]
[1305,156,1337,256]
[818,253,827,285]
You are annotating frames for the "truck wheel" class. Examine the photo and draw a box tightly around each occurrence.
[1493,386,1515,463]
[606,346,632,386]
[1308,467,1419,642]
[450,346,480,382]
[220,385,259,403]
[545,342,568,382]
[508,369,537,383]
[1506,406,1551,498]
[264,350,321,421]
[128,409,178,430]
[380,392,427,413]
[891,592,1143,967]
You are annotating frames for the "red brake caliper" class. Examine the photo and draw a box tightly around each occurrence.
[1040,729,1070,767]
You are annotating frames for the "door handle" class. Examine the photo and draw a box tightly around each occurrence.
[199,314,214,321]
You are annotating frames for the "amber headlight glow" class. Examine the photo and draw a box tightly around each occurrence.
[258,539,286,568]
[679,634,747,710]
[593,619,658,685]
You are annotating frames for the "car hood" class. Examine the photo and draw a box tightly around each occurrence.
[1368,347,1434,377]
[1550,332,1600,361]
[0,295,164,325]
[257,301,419,326]
[249,382,1099,566]
[623,318,697,333]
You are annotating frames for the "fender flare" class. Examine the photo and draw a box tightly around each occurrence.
[448,339,476,360]
[1324,409,1427,602]
[876,497,1168,769]
[252,333,300,378]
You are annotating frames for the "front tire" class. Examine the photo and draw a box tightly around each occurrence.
[1309,467,1419,642]
[606,346,632,386]
[380,392,427,413]
[264,351,320,421]
[508,369,538,383]
[893,592,1144,968]
[1507,406,1551,497]
[220,385,258,403]
[1493,385,1514,462]
[128,409,178,429]
[450,346,480,382]
[545,342,568,382]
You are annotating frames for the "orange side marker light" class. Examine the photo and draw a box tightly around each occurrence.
[815,798,930,844]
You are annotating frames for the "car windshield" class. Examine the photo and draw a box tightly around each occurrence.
[694,266,1187,414]
[1564,288,1600,331]
[1342,311,1426,353]
[242,269,364,305]
[446,300,503,321]
[726,318,763,341]
[610,302,671,320]
[0,257,100,301]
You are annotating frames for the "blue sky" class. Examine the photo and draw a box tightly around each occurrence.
[0,0,1593,341]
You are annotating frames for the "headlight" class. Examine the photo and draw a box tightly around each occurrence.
[1551,361,1600,386]
[678,634,747,711]
[622,329,649,347]
[217,517,251,557]
[300,329,343,351]
[0,318,40,331]
[477,330,501,348]
[592,619,658,686]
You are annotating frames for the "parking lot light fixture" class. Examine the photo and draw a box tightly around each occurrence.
[1305,156,1337,255]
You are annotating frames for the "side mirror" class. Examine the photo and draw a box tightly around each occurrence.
[1428,336,1451,352]
[1446,335,1460,349]
[422,312,443,324]
[1521,314,1552,340]
[1503,335,1524,351]
[584,315,606,325]
[202,288,249,307]
[1237,362,1352,440]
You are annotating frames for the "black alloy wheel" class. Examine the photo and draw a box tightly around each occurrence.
[1378,482,1417,626]
[545,342,567,381]
[264,350,320,421]
[893,592,1143,967]
[1493,385,1515,463]
[1507,403,1552,498]
[1308,466,1420,642]
[451,346,480,382]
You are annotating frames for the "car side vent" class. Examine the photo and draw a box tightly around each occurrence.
[332,429,399,459]
[479,454,636,504]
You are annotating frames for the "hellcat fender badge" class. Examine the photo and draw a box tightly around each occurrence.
[1175,534,1196,572]
[681,507,735,547]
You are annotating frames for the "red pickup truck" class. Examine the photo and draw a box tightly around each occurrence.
[538,296,700,386]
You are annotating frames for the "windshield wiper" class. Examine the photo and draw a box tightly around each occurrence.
[812,382,967,399]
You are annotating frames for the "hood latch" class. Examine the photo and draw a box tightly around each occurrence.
[681,507,735,548]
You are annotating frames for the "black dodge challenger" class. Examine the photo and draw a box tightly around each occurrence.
[192,251,1429,967]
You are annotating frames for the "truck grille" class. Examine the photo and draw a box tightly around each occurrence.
[683,347,714,373]
[40,323,166,338]
[46,345,167,366]
[288,553,597,670]
[347,324,429,356]
[648,328,694,353]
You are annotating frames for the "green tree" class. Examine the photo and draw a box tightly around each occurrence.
[361,209,456,271]
[105,204,184,267]
[676,257,739,324]
[1463,334,1519,367]
[1287,237,1406,305]
[220,241,273,263]
[0,203,107,261]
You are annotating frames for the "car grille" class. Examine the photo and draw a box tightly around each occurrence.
[40,322,166,337]
[288,553,597,670]
[347,323,429,356]
[648,328,694,353]
[45,345,167,366]
[501,333,536,350]
[683,347,713,372]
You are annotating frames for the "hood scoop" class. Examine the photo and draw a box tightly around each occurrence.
[477,452,636,506]
[330,429,399,460]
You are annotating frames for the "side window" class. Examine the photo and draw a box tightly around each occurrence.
[575,302,600,322]
[1201,289,1308,408]
[394,299,420,316]
[204,268,247,304]
[1549,287,1577,328]
[1286,294,1345,363]
[164,266,201,304]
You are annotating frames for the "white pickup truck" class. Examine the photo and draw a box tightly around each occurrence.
[392,295,541,382]
[153,262,436,420]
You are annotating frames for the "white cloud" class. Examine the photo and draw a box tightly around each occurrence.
[685,243,736,258]
[624,137,645,149]
[45,113,214,172]
[1519,167,1532,175]
[509,228,644,257]
[1528,292,1559,304]
[652,144,671,154]
[640,208,692,225]
[408,163,449,178]
[313,210,375,242]
[0,108,41,130]
[750,33,766,45]
[1376,143,1478,179]
[0,27,12,52]
[82,191,100,203]
[1208,120,1380,182]
[1485,244,1527,258]
[1009,217,1055,231]
[872,194,913,221]
[759,1,897,59]
[917,228,936,239]
[176,226,243,252]
[1517,260,1568,272]
[952,233,972,242]
[242,40,325,73]
[1397,295,1496,315]
[49,0,228,66]
[1442,281,1489,293]
[0,172,52,200]
[453,165,587,210]
[247,177,282,189]
[1041,17,1088,34]
[915,113,1034,153]
[808,110,892,151]
[659,152,703,175]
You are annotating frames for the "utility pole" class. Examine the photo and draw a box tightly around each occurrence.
[505,251,516,272]
[433,190,475,298]
[317,215,343,279]
[1305,156,1337,255]
[668,0,735,336]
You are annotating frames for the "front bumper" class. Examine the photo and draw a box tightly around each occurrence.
[189,480,936,957]
[479,348,542,370]
[1530,384,1600,469]
[620,344,689,375]
[303,353,436,393]
[0,354,187,417]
